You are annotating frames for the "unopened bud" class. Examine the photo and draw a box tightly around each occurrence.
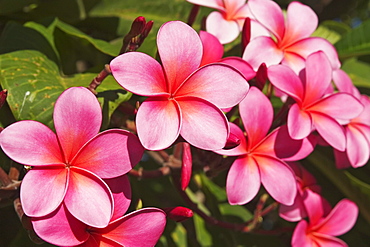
[255,63,268,90]
[164,206,193,222]
[241,17,251,54]
[181,142,192,191]
[223,132,241,149]
[0,89,8,109]
[130,16,147,37]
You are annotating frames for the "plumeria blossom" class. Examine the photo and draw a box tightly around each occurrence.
[279,162,325,222]
[332,71,370,168]
[292,190,358,247]
[110,21,249,151]
[268,51,363,151]
[0,87,144,228]
[243,0,340,73]
[215,87,315,205]
[186,0,268,44]
[31,175,166,247]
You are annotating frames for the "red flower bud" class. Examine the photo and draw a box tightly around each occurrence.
[164,206,193,222]
[181,142,192,191]
[223,132,241,150]
[241,17,251,54]
[0,89,8,109]
[255,63,268,90]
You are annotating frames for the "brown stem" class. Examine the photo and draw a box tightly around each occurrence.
[87,64,111,94]
[0,167,12,186]
[128,166,171,179]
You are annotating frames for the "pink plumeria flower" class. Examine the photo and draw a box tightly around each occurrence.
[243,0,340,73]
[110,21,249,151]
[268,51,363,151]
[279,162,324,222]
[332,71,370,168]
[215,87,315,205]
[31,175,166,247]
[292,190,358,247]
[0,87,144,228]
[186,0,268,44]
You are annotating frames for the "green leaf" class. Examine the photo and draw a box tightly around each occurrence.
[0,50,131,128]
[341,58,370,90]
[218,203,253,223]
[193,213,212,246]
[335,19,370,59]
[312,21,342,44]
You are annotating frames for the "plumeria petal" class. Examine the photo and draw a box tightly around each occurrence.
[0,120,63,166]
[72,129,144,178]
[104,175,132,221]
[21,168,67,217]
[248,0,285,42]
[304,189,325,225]
[284,1,318,45]
[314,199,358,236]
[332,69,360,97]
[220,57,256,80]
[136,97,181,150]
[226,155,261,205]
[110,52,168,96]
[268,64,304,103]
[64,168,113,228]
[302,52,333,104]
[281,51,306,74]
[288,104,313,140]
[256,155,296,205]
[177,97,229,150]
[214,122,248,156]
[279,190,307,222]
[224,0,246,14]
[308,93,363,120]
[311,112,346,151]
[243,36,284,70]
[186,0,225,11]
[206,11,241,44]
[199,31,224,66]
[175,63,249,108]
[333,150,351,169]
[32,204,89,246]
[239,87,273,147]
[345,124,370,168]
[53,87,102,162]
[99,208,166,247]
[291,220,314,247]
[310,232,348,247]
[157,21,202,93]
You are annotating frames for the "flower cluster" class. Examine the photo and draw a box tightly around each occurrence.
[0,0,366,246]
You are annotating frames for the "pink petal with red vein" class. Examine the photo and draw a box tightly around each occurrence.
[220,57,256,80]
[248,0,285,42]
[257,155,296,205]
[32,204,89,246]
[291,220,313,247]
[288,104,313,140]
[53,87,102,162]
[100,208,166,247]
[268,64,304,103]
[311,112,346,151]
[110,52,168,96]
[310,233,348,247]
[287,37,341,70]
[243,36,284,70]
[224,0,246,13]
[346,125,370,168]
[309,93,363,120]
[64,168,113,228]
[315,199,358,236]
[199,31,224,66]
[239,87,272,147]
[0,120,63,166]
[303,52,333,103]
[214,122,248,156]
[226,155,261,205]
[136,97,181,150]
[206,11,241,44]
[177,97,229,150]
[284,2,318,45]
[186,0,224,11]
[157,21,202,92]
[176,63,249,108]
[281,51,306,74]
[72,129,144,178]
[303,188,325,225]
[21,168,67,217]
[104,175,131,221]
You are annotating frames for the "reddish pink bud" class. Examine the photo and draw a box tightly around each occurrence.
[241,17,251,54]
[223,132,241,150]
[142,20,154,39]
[164,206,193,222]
[181,142,192,191]
[130,16,146,37]
[255,63,268,90]
[0,89,8,109]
